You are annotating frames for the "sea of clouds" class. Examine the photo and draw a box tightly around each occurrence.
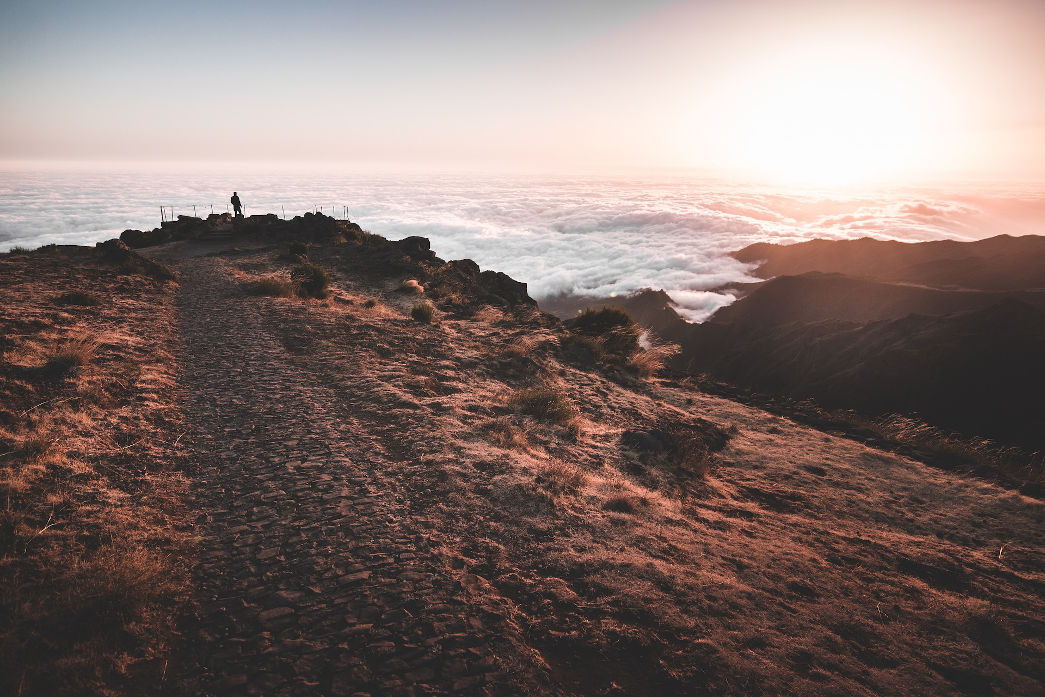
[2,165,1042,321]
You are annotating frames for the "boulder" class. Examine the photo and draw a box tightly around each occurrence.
[448,259,481,279]
[394,236,434,260]
[96,238,133,263]
[479,270,535,306]
[120,229,147,248]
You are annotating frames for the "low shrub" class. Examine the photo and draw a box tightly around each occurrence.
[244,276,295,298]
[411,302,435,323]
[509,387,579,425]
[602,496,637,514]
[288,241,309,256]
[55,291,102,307]
[620,419,734,480]
[560,332,602,364]
[573,306,634,335]
[568,307,642,358]
[291,263,330,299]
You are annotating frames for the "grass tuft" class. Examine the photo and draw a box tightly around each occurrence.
[244,276,295,297]
[480,417,528,450]
[539,459,587,496]
[603,496,637,514]
[38,335,100,379]
[628,342,681,378]
[509,387,579,425]
[411,302,436,323]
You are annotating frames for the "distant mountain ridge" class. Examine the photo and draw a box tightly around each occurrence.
[582,234,1045,451]
[732,234,1045,290]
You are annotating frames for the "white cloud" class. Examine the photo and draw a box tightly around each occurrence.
[1,165,1040,321]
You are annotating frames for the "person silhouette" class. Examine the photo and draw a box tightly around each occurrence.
[231,192,243,218]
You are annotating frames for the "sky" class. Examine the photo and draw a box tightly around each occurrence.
[2,0,1044,185]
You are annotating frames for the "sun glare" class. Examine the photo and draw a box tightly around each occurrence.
[709,43,956,188]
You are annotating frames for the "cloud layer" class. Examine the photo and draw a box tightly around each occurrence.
[2,166,1042,321]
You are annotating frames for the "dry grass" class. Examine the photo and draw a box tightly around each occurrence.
[538,458,587,496]
[12,434,53,462]
[399,278,424,294]
[472,306,505,323]
[499,335,540,361]
[871,415,1043,484]
[627,342,681,378]
[244,275,296,297]
[801,409,1044,491]
[38,334,101,379]
[509,386,579,425]
[0,249,190,697]
[479,416,529,450]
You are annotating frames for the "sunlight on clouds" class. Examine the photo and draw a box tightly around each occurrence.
[2,166,1043,321]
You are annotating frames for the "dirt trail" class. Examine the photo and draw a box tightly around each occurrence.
[175,257,551,696]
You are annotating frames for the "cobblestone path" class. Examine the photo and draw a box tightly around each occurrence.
[175,259,552,697]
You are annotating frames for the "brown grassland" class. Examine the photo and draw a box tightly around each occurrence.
[1,230,1042,696]
[0,247,191,696]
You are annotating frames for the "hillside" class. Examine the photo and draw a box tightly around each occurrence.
[732,234,1045,290]
[1,215,1043,696]
[705,273,1045,327]
[589,236,1045,457]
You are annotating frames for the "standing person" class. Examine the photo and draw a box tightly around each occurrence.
[231,191,243,218]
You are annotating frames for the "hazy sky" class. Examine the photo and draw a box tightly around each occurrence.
[2,0,1043,184]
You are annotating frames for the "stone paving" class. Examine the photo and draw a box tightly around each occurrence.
[175,258,553,696]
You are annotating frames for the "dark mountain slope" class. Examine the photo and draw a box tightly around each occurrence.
[683,299,1045,449]
[706,272,1045,327]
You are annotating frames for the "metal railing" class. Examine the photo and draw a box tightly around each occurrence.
[159,204,351,225]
